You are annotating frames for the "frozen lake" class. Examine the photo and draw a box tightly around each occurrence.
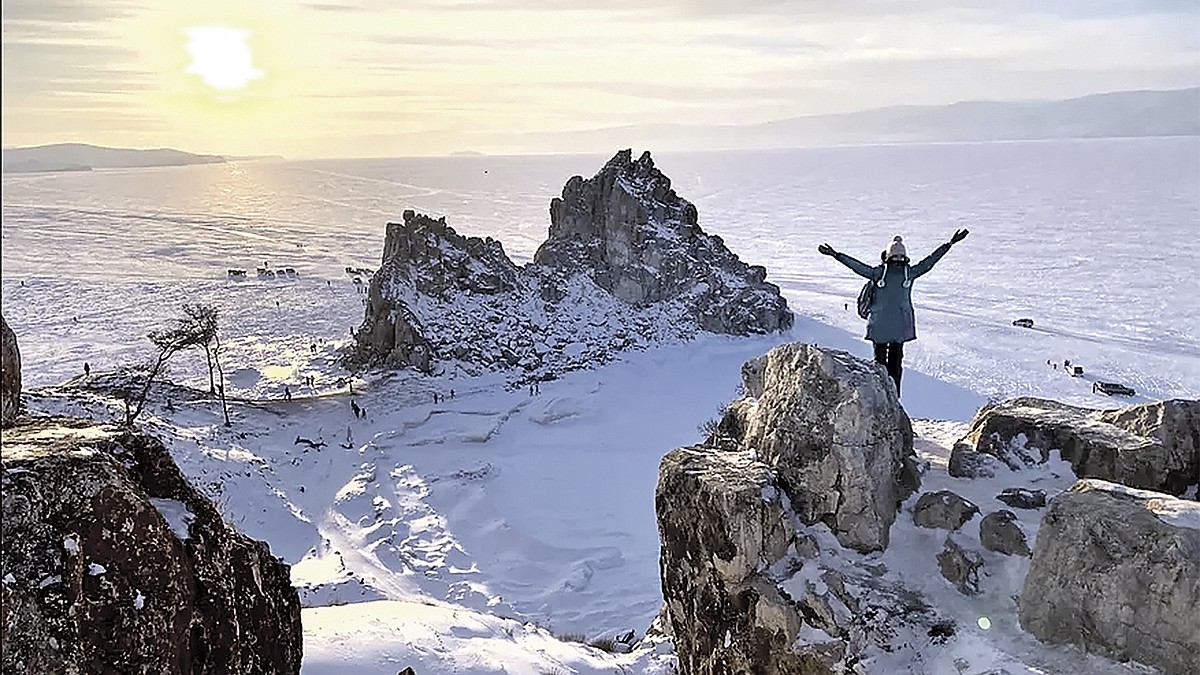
[4,137,1199,402]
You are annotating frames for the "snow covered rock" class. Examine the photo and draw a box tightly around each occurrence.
[995,487,1046,510]
[1,314,20,427]
[715,343,919,553]
[351,150,792,379]
[911,490,979,531]
[535,149,792,335]
[1,418,302,674]
[656,345,938,673]
[936,535,984,596]
[1019,479,1200,674]
[978,510,1030,557]
[960,397,1200,496]
[657,447,939,675]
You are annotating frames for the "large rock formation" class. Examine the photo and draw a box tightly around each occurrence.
[1,314,19,427]
[535,149,791,333]
[351,151,792,379]
[955,397,1199,496]
[713,343,918,553]
[1019,479,1200,674]
[1,418,303,674]
[657,344,933,674]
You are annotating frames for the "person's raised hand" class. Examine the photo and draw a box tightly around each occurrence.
[818,243,836,256]
[950,228,969,245]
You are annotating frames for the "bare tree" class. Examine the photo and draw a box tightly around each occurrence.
[178,304,231,426]
[124,306,212,426]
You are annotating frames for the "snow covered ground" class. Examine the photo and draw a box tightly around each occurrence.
[4,138,1197,673]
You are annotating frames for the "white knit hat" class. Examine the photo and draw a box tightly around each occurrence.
[884,235,907,261]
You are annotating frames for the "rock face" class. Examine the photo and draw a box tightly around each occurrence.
[911,490,979,531]
[1,314,19,427]
[1019,479,1200,674]
[352,151,792,379]
[958,397,1200,496]
[1,418,303,674]
[657,344,934,674]
[712,343,919,553]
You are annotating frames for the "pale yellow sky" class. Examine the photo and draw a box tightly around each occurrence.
[2,0,1198,157]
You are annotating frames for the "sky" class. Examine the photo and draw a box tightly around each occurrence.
[2,0,1198,158]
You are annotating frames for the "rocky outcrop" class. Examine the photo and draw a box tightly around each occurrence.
[1,418,303,674]
[535,149,792,334]
[912,490,979,531]
[713,343,919,553]
[1,314,19,427]
[958,397,1200,496]
[657,344,935,674]
[1019,479,1200,674]
[351,151,792,379]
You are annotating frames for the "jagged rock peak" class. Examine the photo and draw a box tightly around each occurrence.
[539,148,791,331]
[351,150,792,379]
[1,314,20,427]
[380,209,518,297]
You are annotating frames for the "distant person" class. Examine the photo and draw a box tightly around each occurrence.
[284,386,292,402]
[83,362,90,377]
[818,229,969,394]
[351,400,361,419]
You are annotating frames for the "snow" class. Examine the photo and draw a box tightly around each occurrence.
[2,573,15,585]
[63,535,79,554]
[3,139,1195,674]
[88,563,106,576]
[134,590,146,610]
[1088,480,1200,530]
[149,498,196,540]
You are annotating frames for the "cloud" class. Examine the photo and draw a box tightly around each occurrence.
[1,0,1196,155]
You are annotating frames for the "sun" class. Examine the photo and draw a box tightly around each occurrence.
[183,25,264,92]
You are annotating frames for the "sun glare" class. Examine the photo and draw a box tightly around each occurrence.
[184,26,264,92]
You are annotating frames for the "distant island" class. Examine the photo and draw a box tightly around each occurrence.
[1,143,226,174]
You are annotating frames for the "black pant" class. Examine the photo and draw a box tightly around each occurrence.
[873,342,904,394]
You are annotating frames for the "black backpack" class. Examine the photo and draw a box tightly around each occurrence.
[856,267,885,319]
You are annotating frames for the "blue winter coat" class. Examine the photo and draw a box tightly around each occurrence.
[833,243,951,344]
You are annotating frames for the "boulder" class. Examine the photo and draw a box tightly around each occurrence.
[959,397,1200,496]
[1,315,19,427]
[978,510,1030,557]
[995,487,1046,510]
[1019,479,1200,674]
[715,343,918,553]
[912,490,979,531]
[351,150,792,379]
[1,418,303,674]
[936,536,984,596]
[657,344,939,674]
[948,441,1002,479]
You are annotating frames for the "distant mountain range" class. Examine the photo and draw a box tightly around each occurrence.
[1,144,226,173]
[510,87,1200,153]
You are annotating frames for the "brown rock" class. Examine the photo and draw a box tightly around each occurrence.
[1,418,302,674]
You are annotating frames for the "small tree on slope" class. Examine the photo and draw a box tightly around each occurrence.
[124,305,216,426]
